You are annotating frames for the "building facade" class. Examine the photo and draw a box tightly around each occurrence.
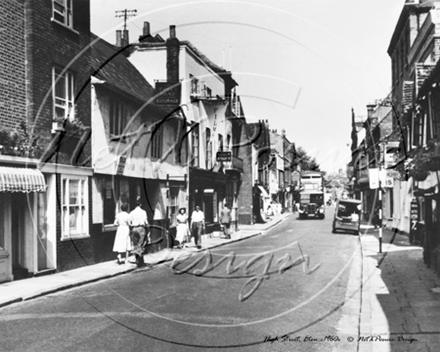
[0,0,93,281]
[128,23,242,234]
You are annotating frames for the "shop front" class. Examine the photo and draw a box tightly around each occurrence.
[189,167,229,233]
[0,164,55,282]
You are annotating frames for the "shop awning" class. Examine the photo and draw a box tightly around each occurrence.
[0,167,47,193]
[257,185,270,198]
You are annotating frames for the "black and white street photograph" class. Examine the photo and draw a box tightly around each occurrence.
[1,0,440,351]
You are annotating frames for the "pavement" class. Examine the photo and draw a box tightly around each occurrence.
[0,213,290,309]
[335,222,440,352]
[2,213,440,352]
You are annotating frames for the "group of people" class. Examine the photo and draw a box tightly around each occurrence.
[112,201,233,266]
[112,196,150,267]
[173,203,232,249]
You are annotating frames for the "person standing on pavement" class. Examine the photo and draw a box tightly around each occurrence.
[175,207,189,248]
[129,197,150,267]
[190,205,205,249]
[113,203,132,264]
[220,203,232,239]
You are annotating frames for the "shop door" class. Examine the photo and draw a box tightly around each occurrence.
[11,194,28,280]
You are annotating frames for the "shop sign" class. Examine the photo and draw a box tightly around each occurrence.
[217,151,232,162]
[410,199,419,221]
[155,82,181,105]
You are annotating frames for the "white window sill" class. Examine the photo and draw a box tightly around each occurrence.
[61,234,90,241]
[51,18,79,35]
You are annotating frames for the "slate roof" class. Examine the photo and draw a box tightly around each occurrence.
[90,33,155,103]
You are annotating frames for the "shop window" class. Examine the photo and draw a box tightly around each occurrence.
[110,100,127,138]
[61,176,88,239]
[103,178,130,229]
[52,0,73,28]
[53,67,75,121]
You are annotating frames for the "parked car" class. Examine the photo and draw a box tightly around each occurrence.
[332,199,362,235]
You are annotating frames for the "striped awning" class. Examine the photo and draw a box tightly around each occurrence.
[0,167,47,193]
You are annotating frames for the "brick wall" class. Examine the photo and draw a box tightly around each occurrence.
[237,119,253,225]
[0,0,26,129]
[25,0,91,165]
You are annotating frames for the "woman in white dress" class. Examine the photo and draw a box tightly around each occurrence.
[113,203,132,264]
[175,208,189,249]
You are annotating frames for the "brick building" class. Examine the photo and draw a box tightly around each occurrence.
[0,0,92,281]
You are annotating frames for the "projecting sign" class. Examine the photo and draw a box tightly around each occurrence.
[369,169,393,189]
[216,151,232,162]
[154,82,181,105]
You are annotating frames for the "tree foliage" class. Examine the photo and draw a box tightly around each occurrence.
[293,146,321,171]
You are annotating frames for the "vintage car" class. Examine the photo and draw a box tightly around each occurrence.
[332,199,362,235]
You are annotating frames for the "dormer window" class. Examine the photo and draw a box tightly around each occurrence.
[53,0,73,28]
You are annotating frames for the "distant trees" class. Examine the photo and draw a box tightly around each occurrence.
[293,146,321,171]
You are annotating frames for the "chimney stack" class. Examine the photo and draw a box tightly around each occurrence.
[166,25,180,82]
[281,129,286,137]
[143,21,150,36]
[366,103,375,119]
[122,29,129,47]
[170,25,176,38]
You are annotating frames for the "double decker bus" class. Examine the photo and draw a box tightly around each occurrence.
[298,171,325,219]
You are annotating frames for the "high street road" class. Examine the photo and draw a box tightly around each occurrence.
[0,211,360,352]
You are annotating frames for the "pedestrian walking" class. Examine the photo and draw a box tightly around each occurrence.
[129,197,150,267]
[113,203,132,265]
[175,208,189,248]
[190,205,205,249]
[220,203,232,239]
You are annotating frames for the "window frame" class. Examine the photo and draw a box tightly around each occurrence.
[53,67,75,122]
[151,124,163,159]
[52,0,73,29]
[191,125,199,167]
[61,175,89,240]
[109,99,127,139]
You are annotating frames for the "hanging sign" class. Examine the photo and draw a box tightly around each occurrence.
[410,199,419,221]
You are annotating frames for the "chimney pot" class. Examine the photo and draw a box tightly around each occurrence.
[170,25,176,38]
[143,21,150,36]
[116,30,122,47]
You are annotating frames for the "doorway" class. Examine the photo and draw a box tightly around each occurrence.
[11,193,29,280]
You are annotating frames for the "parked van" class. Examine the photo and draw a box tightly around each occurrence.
[332,199,362,235]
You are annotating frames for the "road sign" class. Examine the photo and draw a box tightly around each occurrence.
[216,151,232,162]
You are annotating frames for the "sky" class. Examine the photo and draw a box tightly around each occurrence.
[90,0,405,173]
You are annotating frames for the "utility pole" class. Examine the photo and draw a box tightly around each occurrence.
[378,142,384,253]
